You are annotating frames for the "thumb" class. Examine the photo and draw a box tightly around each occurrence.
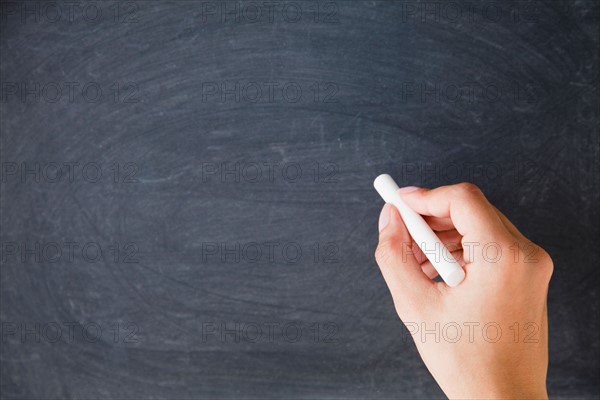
[375,204,438,313]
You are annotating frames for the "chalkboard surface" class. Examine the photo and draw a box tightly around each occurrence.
[1,1,598,398]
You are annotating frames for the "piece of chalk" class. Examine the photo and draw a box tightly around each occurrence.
[374,174,465,287]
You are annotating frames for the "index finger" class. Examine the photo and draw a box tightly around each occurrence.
[398,183,510,243]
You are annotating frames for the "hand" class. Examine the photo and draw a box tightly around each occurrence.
[375,183,553,399]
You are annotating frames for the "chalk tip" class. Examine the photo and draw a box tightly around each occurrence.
[373,173,393,188]
[444,268,466,287]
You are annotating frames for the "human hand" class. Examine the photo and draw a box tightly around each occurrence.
[375,183,553,399]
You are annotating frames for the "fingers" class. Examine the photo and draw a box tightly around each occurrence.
[399,183,510,243]
[415,206,524,258]
[389,184,526,288]
[421,249,464,279]
[411,229,463,264]
[421,261,438,280]
[424,216,454,231]
[375,204,436,301]
[420,196,524,241]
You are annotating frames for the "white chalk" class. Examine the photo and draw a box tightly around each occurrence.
[374,174,465,287]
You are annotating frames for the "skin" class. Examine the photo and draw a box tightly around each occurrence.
[375,183,553,399]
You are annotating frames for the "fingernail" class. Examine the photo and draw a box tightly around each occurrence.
[398,186,419,193]
[379,203,391,232]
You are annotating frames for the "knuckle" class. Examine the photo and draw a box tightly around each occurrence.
[538,248,554,279]
[375,240,395,266]
[516,241,554,280]
[453,182,482,197]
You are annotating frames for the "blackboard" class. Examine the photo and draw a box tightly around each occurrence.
[1,1,598,398]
